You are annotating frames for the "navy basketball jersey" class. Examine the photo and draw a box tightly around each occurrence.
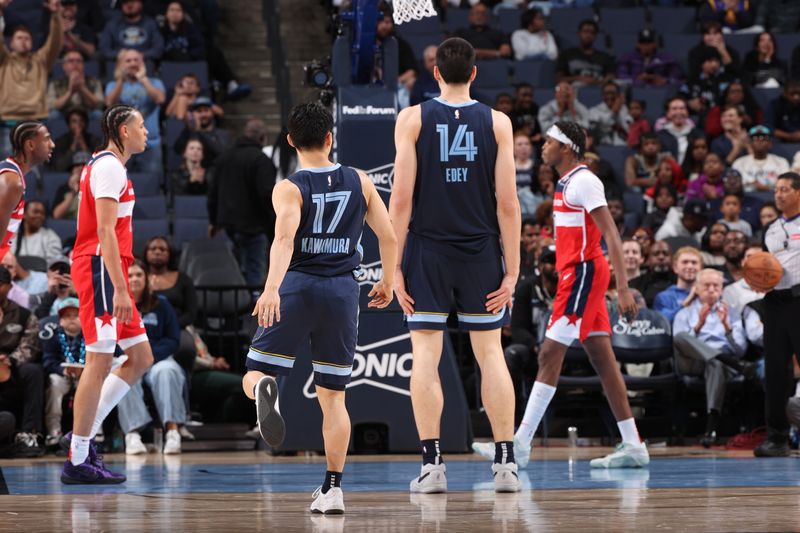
[287,164,366,277]
[410,97,500,250]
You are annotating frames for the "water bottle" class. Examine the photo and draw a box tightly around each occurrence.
[153,428,163,453]
[567,426,578,448]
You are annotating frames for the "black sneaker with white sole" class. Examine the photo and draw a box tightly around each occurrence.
[256,375,285,447]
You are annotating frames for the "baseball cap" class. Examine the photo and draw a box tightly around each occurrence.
[0,266,10,285]
[56,297,80,317]
[683,199,709,218]
[748,125,772,138]
[638,29,656,43]
[189,96,213,110]
[539,245,556,265]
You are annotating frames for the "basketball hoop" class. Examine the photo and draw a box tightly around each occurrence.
[392,0,437,25]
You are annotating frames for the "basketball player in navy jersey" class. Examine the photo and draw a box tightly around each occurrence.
[391,37,522,493]
[240,102,397,514]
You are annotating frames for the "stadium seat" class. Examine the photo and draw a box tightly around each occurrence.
[178,237,232,271]
[631,86,675,124]
[610,32,639,62]
[752,88,781,115]
[474,88,511,106]
[596,146,630,182]
[547,7,595,40]
[404,32,444,60]
[159,61,211,91]
[445,8,470,33]
[513,59,556,88]
[775,34,800,64]
[772,143,800,162]
[661,33,698,74]
[24,172,40,201]
[623,190,646,218]
[663,235,698,252]
[497,8,522,35]
[42,172,69,211]
[647,7,697,34]
[173,219,212,251]
[598,7,645,35]
[472,60,512,88]
[396,16,440,34]
[186,252,239,281]
[133,196,168,219]
[724,34,754,61]
[193,267,251,315]
[174,195,209,219]
[129,172,161,197]
[47,218,77,242]
[533,87,555,107]
[133,219,169,243]
[576,85,602,108]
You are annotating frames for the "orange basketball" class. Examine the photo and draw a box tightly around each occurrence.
[743,251,783,291]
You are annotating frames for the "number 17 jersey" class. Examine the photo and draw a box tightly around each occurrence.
[287,163,366,277]
[411,97,500,252]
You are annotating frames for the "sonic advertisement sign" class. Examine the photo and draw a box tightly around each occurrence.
[279,312,471,453]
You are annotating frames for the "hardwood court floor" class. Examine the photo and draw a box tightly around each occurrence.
[1,447,799,532]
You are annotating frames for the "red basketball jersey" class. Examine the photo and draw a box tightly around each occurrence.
[73,151,136,260]
[0,157,26,261]
[552,165,607,272]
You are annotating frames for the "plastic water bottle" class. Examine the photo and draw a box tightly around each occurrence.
[153,428,163,453]
[567,426,578,448]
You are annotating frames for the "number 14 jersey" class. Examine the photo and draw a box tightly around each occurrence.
[411,97,500,253]
[287,163,366,277]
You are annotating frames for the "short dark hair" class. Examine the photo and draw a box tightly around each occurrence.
[702,20,722,34]
[515,82,532,92]
[520,8,543,29]
[10,24,32,38]
[553,120,586,159]
[435,38,475,85]
[10,121,44,158]
[288,102,333,150]
[494,93,513,104]
[521,217,537,229]
[777,171,800,190]
[722,192,741,203]
[630,98,646,109]
[578,19,598,32]
[640,131,659,143]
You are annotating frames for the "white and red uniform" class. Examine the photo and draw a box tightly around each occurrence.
[0,157,26,261]
[546,165,612,346]
[73,151,146,353]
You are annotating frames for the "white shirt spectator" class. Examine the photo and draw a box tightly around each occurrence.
[538,99,590,133]
[718,218,753,238]
[589,102,633,146]
[732,153,790,192]
[722,278,763,314]
[511,29,558,61]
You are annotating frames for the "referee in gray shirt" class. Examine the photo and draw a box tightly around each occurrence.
[756,172,800,457]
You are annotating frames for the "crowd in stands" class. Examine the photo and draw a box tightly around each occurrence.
[371,0,800,446]
[0,0,270,458]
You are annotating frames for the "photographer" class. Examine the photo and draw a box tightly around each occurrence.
[31,260,75,319]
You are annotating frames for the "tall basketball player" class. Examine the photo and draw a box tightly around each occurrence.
[241,102,397,514]
[473,121,650,468]
[390,37,522,493]
[0,122,54,260]
[60,105,156,484]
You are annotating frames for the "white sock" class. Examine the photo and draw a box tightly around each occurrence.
[515,381,556,444]
[617,418,641,445]
[90,374,131,439]
[70,434,91,465]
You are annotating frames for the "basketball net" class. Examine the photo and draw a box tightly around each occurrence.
[392,0,437,25]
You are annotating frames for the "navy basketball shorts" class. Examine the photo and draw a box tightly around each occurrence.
[403,233,510,331]
[245,271,359,391]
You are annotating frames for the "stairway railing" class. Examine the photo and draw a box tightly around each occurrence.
[262,0,292,126]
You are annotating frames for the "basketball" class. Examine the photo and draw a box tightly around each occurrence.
[743,251,784,291]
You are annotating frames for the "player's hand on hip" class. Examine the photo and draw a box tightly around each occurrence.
[616,288,639,322]
[486,274,516,314]
[112,291,132,324]
[394,269,415,315]
[368,279,394,309]
[252,288,280,328]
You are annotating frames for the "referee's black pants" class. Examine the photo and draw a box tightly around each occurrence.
[763,290,800,442]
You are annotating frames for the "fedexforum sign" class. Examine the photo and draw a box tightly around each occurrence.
[303,333,412,399]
